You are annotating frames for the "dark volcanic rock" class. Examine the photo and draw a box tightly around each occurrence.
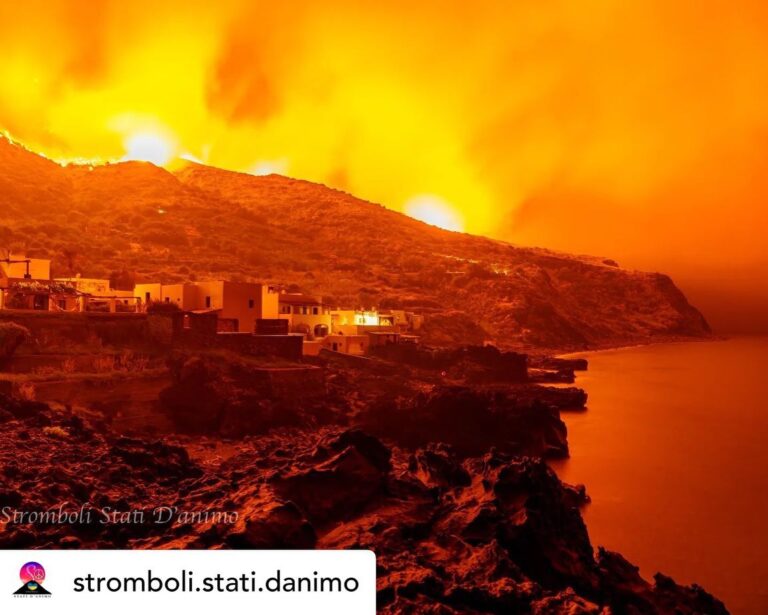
[371,344,528,384]
[0,395,729,613]
[227,501,316,549]
[532,356,589,372]
[360,386,569,458]
[489,456,599,592]
[271,430,391,524]
[159,352,339,436]
[509,385,588,411]
[597,548,729,614]
[408,444,471,489]
[0,395,204,548]
[530,589,601,614]
[109,436,201,481]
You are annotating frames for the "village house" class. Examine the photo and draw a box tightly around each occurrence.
[55,276,139,313]
[330,308,390,336]
[322,334,370,355]
[278,292,332,338]
[367,331,402,348]
[385,309,425,332]
[0,255,83,311]
[1,255,424,359]
[0,254,50,281]
[57,276,111,296]
[134,281,279,333]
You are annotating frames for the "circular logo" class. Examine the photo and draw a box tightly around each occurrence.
[20,562,45,585]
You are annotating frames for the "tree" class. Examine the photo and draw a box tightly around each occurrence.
[60,248,80,276]
[109,269,137,291]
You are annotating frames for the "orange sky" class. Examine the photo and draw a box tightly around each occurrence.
[1,1,766,331]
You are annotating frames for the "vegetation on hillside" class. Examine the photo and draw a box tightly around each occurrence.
[0,137,710,350]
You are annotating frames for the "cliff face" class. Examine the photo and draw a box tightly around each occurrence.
[0,137,710,350]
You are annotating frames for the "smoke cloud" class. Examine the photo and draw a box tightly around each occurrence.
[1,0,766,330]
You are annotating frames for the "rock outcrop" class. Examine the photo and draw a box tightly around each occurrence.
[159,352,336,435]
[359,386,571,458]
[0,395,729,613]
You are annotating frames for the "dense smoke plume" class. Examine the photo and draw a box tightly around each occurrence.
[1,1,766,330]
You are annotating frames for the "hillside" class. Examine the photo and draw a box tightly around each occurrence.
[0,136,710,351]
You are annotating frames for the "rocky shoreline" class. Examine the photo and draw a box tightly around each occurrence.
[0,342,730,613]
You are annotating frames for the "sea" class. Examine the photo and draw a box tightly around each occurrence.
[550,336,768,614]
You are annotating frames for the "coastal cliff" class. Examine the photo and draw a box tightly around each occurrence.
[0,394,728,614]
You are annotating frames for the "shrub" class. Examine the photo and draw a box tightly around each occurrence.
[0,322,30,360]
[146,300,181,314]
[109,269,136,291]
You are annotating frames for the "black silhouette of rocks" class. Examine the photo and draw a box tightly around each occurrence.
[159,353,336,436]
[371,344,528,383]
[0,394,729,613]
[359,386,570,458]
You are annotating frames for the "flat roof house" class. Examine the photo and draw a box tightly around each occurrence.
[0,255,76,311]
[134,281,279,332]
[0,255,50,281]
[330,308,397,336]
[56,276,139,313]
[278,292,331,338]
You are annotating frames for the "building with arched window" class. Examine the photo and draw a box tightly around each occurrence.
[277,293,332,339]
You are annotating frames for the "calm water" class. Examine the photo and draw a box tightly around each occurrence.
[551,337,768,615]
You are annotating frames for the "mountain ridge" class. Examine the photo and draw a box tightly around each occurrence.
[0,136,710,351]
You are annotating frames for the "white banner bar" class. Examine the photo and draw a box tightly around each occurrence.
[0,550,376,614]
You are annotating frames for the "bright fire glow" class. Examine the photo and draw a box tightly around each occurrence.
[123,133,174,166]
[250,159,289,176]
[356,312,379,326]
[405,195,463,232]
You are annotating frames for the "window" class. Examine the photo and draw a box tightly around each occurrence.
[312,307,319,315]
[205,296,211,308]
[145,292,151,302]
[248,299,255,309]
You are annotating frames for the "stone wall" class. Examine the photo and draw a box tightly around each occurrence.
[215,333,303,361]
[0,310,152,352]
